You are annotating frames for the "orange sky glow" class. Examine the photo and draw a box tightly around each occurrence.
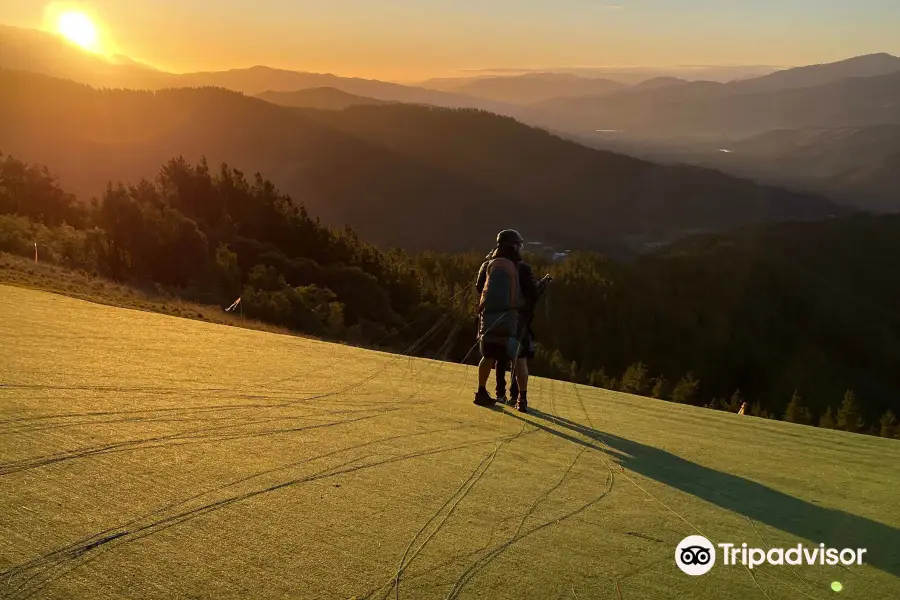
[2,0,898,80]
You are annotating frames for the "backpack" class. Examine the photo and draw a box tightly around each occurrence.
[478,257,523,344]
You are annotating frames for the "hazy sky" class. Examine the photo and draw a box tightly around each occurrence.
[2,0,899,79]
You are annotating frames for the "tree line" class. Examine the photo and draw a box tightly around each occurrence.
[2,152,898,440]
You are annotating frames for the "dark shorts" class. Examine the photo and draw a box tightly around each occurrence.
[480,333,535,361]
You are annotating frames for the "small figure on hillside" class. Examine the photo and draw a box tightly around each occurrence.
[473,229,549,414]
[494,271,549,407]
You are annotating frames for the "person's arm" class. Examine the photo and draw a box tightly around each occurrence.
[518,263,538,306]
[475,262,488,313]
[476,262,487,295]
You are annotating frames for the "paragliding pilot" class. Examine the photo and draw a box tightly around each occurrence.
[474,229,551,414]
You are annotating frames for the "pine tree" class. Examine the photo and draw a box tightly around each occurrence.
[726,390,744,413]
[837,390,865,433]
[569,360,579,383]
[549,349,567,376]
[326,302,345,335]
[880,410,898,439]
[651,376,671,400]
[706,398,724,411]
[783,390,812,425]
[671,373,700,404]
[620,361,650,395]
[749,401,765,418]
[588,368,616,390]
[818,406,837,429]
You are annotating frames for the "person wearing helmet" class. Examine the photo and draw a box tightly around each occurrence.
[473,229,540,413]
[479,244,517,404]
[495,269,549,405]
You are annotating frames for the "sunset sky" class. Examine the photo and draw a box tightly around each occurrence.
[2,0,899,80]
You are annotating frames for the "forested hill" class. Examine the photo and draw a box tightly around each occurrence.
[534,216,900,426]
[1,69,848,255]
[2,153,899,438]
[256,88,392,110]
[303,103,845,235]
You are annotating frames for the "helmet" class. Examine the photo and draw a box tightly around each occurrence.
[496,229,524,245]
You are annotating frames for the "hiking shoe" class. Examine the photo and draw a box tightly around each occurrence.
[515,399,528,413]
[474,390,496,406]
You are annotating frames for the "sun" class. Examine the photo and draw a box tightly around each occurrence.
[55,10,101,53]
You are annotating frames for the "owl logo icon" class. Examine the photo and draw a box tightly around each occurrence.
[676,535,716,575]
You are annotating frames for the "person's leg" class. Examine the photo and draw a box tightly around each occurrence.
[514,358,528,394]
[515,332,534,412]
[474,356,497,405]
[478,357,496,389]
[510,360,519,400]
[495,359,508,400]
[514,358,529,412]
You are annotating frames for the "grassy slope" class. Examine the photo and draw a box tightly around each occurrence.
[1,285,898,600]
[0,252,295,338]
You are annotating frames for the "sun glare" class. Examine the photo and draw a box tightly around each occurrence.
[56,10,101,53]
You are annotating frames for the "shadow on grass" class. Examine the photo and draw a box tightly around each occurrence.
[493,405,900,579]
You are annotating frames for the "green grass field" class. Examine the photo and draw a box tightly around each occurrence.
[0,253,295,338]
[2,284,899,600]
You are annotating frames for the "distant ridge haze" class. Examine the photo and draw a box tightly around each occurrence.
[2,25,896,112]
[530,54,900,138]
[2,24,898,217]
[0,69,848,254]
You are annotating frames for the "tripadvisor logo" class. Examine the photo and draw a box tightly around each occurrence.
[675,535,867,576]
[676,535,716,575]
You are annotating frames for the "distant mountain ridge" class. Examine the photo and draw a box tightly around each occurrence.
[6,24,896,115]
[632,77,689,91]
[421,72,627,104]
[690,126,900,212]
[0,26,514,113]
[177,66,515,112]
[2,23,895,219]
[579,125,900,213]
[729,53,900,94]
[257,88,391,110]
[0,69,848,254]
[534,68,900,138]
[0,24,165,89]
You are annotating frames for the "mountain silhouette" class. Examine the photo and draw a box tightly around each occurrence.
[0,24,167,89]
[425,72,627,105]
[534,70,900,137]
[257,88,392,110]
[176,66,515,112]
[0,70,847,253]
[579,125,900,213]
[0,25,513,112]
[703,126,900,212]
[730,53,900,94]
[421,55,899,109]
[631,76,690,91]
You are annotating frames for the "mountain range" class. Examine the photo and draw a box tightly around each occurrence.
[257,88,392,110]
[0,25,514,113]
[7,25,896,114]
[674,127,900,212]
[0,69,847,254]
[530,62,900,138]
[535,54,900,211]
[415,73,628,105]
[3,22,898,240]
